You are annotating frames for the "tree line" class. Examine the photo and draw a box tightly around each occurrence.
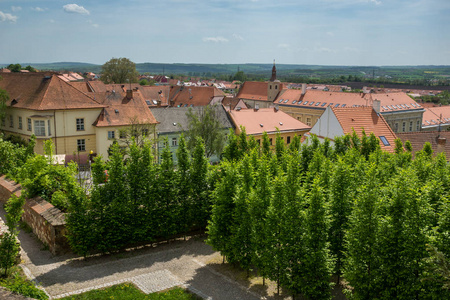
[208,132,450,299]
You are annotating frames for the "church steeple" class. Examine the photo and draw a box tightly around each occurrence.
[270,59,277,82]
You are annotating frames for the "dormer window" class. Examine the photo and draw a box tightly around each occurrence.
[34,120,45,136]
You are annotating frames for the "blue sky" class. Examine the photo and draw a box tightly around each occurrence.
[0,0,449,66]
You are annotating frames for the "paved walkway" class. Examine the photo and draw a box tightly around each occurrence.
[1,207,264,300]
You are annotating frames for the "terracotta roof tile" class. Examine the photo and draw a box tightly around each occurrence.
[237,81,270,101]
[0,73,105,110]
[331,106,397,152]
[397,131,450,159]
[228,108,310,135]
[422,106,450,127]
[169,86,225,107]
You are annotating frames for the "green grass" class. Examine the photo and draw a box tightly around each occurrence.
[60,284,200,300]
[0,266,48,300]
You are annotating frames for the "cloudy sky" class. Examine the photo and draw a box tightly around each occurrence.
[0,0,449,66]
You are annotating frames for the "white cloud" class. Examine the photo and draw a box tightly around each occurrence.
[32,7,47,12]
[11,6,22,12]
[369,0,381,5]
[203,36,229,43]
[63,4,90,15]
[0,11,18,23]
[233,33,244,41]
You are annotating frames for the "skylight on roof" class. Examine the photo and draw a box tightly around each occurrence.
[328,103,334,107]
[321,102,327,107]
[309,102,314,106]
[304,101,308,105]
[411,103,417,108]
[145,100,151,105]
[334,104,340,107]
[315,102,320,106]
[379,136,390,146]
[341,104,346,107]
[279,99,283,103]
[293,100,297,104]
[405,104,410,108]
[298,100,302,105]
[284,99,289,103]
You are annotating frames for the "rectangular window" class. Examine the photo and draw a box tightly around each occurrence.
[77,139,86,152]
[119,130,126,139]
[108,131,115,139]
[402,121,406,132]
[306,117,312,126]
[394,123,399,132]
[48,120,51,136]
[287,136,291,144]
[18,117,22,130]
[76,118,85,131]
[27,118,32,131]
[409,121,413,132]
[270,138,273,145]
[379,136,390,146]
[172,137,177,146]
[34,120,45,136]
[257,139,261,145]
[416,120,420,131]
[9,115,13,128]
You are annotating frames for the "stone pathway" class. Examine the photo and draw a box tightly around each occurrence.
[0,205,263,300]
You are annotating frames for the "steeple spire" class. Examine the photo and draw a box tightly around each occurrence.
[270,59,277,82]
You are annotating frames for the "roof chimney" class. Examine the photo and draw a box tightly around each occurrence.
[302,83,307,95]
[363,86,369,94]
[157,99,161,108]
[437,137,446,154]
[254,104,260,112]
[126,89,133,100]
[373,99,381,114]
[274,106,279,112]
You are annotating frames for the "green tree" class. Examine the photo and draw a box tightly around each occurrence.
[0,88,9,126]
[24,65,36,72]
[0,194,25,276]
[6,64,21,72]
[222,129,240,161]
[176,135,192,236]
[100,57,139,84]
[185,105,225,158]
[190,137,210,228]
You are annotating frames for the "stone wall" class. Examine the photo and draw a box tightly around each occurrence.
[0,175,70,255]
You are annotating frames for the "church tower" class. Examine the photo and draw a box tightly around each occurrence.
[268,60,281,102]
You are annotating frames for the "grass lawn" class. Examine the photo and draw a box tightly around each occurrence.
[60,284,200,300]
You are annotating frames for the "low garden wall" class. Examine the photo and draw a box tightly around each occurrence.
[0,175,70,255]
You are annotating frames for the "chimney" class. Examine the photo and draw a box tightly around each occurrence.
[363,86,369,94]
[274,106,279,112]
[301,83,306,95]
[157,99,161,108]
[254,104,260,112]
[437,137,446,154]
[126,89,133,100]
[373,99,381,114]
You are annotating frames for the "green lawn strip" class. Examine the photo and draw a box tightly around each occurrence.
[60,284,201,300]
[0,267,48,300]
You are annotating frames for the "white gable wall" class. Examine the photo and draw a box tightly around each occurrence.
[309,106,344,140]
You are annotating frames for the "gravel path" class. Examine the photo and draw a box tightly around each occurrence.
[1,206,262,300]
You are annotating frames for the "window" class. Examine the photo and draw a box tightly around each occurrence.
[76,118,85,131]
[402,122,406,132]
[409,121,413,132]
[416,120,420,131]
[172,137,177,146]
[257,139,260,145]
[275,85,278,89]
[48,120,51,136]
[77,139,86,151]
[18,117,22,130]
[394,123,399,132]
[379,136,390,146]
[108,131,115,139]
[321,102,327,107]
[287,136,291,144]
[306,117,312,126]
[303,101,308,105]
[270,85,272,89]
[142,129,149,136]
[34,120,45,136]
[27,118,32,131]
[309,102,314,106]
[120,130,126,139]
[270,138,273,145]
[9,115,13,128]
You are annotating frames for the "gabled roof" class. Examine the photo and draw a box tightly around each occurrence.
[276,89,423,113]
[237,81,269,101]
[0,73,105,110]
[169,86,225,107]
[151,105,233,134]
[422,106,450,127]
[331,106,397,152]
[397,131,450,158]
[228,108,310,135]
[92,89,158,127]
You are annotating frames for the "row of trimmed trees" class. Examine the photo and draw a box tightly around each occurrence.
[207,132,450,299]
[66,136,213,257]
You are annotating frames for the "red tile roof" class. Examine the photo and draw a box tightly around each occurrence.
[397,131,450,158]
[0,73,105,110]
[228,108,310,135]
[169,86,225,107]
[237,81,270,101]
[276,89,423,113]
[331,106,397,152]
[422,106,450,127]
[92,89,158,127]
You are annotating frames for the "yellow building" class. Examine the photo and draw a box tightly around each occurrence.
[0,73,158,157]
